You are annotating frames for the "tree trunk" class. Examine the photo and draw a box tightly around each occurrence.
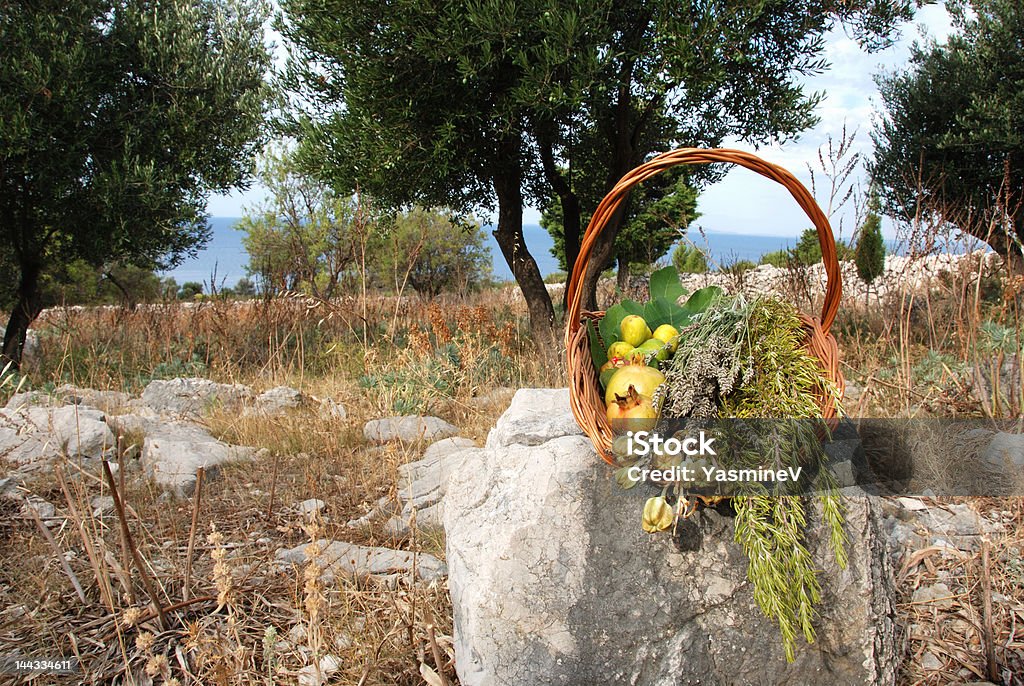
[616,253,630,292]
[2,262,44,370]
[103,270,137,310]
[579,205,626,312]
[492,165,555,342]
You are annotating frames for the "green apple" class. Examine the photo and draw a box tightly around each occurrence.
[652,324,680,353]
[619,315,652,347]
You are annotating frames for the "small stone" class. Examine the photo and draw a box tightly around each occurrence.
[297,655,340,686]
[982,432,1024,468]
[247,386,305,416]
[912,583,954,609]
[897,497,929,511]
[295,499,326,518]
[317,398,347,420]
[363,415,458,444]
[288,624,307,644]
[90,495,115,516]
[20,498,55,520]
[275,539,446,582]
[920,651,943,671]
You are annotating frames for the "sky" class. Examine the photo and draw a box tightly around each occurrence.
[205,6,956,241]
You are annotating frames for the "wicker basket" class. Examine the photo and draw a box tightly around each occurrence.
[565,148,845,466]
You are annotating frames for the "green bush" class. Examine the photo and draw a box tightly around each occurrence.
[759,249,789,268]
[724,259,756,275]
[671,242,708,274]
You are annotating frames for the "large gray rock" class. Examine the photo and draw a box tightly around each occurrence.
[54,384,132,413]
[445,390,899,686]
[982,432,1024,469]
[137,377,254,418]
[385,436,480,535]
[486,388,582,448]
[245,386,306,416]
[108,414,253,496]
[363,415,458,444]
[0,404,115,465]
[275,539,447,583]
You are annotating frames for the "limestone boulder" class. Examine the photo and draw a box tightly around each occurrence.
[0,403,115,465]
[384,436,480,536]
[485,388,582,449]
[445,389,899,686]
[363,415,458,444]
[136,377,253,418]
[108,414,254,496]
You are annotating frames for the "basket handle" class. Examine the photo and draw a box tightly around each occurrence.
[564,147,843,336]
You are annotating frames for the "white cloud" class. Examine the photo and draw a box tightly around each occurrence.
[698,6,954,241]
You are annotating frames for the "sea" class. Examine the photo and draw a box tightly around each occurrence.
[161,216,970,289]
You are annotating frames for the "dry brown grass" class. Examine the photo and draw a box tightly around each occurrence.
[896,498,1024,685]
[2,270,1022,684]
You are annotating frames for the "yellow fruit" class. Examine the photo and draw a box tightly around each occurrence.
[635,338,669,364]
[607,341,636,360]
[619,315,652,347]
[652,324,680,353]
[604,364,665,406]
[605,386,658,431]
[642,496,674,533]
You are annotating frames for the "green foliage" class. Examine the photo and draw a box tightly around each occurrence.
[855,195,887,286]
[653,295,847,660]
[372,208,492,297]
[280,0,914,322]
[871,0,1024,262]
[239,147,367,298]
[178,282,205,300]
[790,228,825,266]
[597,266,721,354]
[786,228,854,267]
[759,249,790,268]
[0,0,273,364]
[672,243,710,274]
[591,267,720,369]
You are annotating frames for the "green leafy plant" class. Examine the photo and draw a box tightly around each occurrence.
[590,266,722,369]
[646,294,847,661]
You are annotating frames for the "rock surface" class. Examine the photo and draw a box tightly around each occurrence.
[246,386,306,416]
[384,436,480,536]
[485,388,582,448]
[982,432,1024,469]
[445,389,899,686]
[275,539,447,583]
[0,403,115,465]
[136,377,253,418]
[54,384,132,413]
[363,415,458,444]
[108,414,254,496]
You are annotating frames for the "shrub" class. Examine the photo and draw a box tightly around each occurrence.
[671,242,708,274]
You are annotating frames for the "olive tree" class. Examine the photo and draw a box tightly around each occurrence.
[0,0,272,366]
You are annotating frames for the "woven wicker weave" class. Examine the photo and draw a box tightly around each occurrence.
[564,148,845,465]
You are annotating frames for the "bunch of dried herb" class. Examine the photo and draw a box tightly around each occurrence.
[653,295,752,420]
[651,294,847,661]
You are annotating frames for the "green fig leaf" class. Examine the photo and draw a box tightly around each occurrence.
[599,300,644,347]
[614,466,641,490]
[587,319,608,370]
[644,297,692,329]
[649,266,687,304]
[680,285,723,315]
